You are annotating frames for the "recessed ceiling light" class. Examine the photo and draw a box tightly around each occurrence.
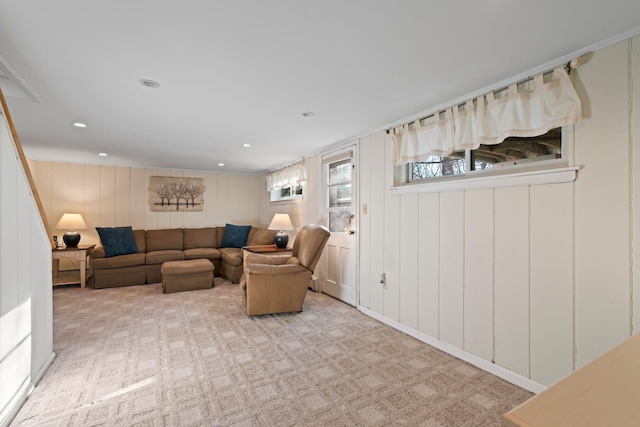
[139,79,160,89]
[242,144,251,148]
[98,153,107,157]
[301,111,315,118]
[73,122,87,128]
[218,163,225,167]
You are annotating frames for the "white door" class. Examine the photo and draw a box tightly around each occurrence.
[320,147,357,306]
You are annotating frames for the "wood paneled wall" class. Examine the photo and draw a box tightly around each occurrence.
[30,162,263,248]
[357,36,640,389]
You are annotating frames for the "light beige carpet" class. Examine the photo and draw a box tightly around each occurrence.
[11,279,532,426]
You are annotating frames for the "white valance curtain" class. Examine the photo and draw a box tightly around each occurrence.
[266,160,306,191]
[392,67,582,165]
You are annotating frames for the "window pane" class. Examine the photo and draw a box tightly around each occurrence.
[329,183,351,208]
[472,128,561,169]
[329,210,351,233]
[329,160,351,184]
[411,152,466,180]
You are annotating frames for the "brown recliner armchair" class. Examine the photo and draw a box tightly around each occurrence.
[240,224,330,316]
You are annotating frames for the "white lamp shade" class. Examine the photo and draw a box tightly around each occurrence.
[55,213,87,230]
[268,213,294,231]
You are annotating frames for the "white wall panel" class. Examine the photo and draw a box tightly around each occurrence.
[574,40,632,367]
[463,189,494,361]
[359,135,371,308]
[1,105,53,427]
[99,166,116,227]
[130,168,145,230]
[68,164,85,214]
[383,132,400,321]
[217,173,229,225]
[369,131,385,313]
[399,194,419,329]
[439,190,464,348]
[494,186,530,377]
[417,192,440,338]
[115,166,130,227]
[84,165,101,245]
[205,172,219,226]
[530,182,574,386]
[633,35,640,334]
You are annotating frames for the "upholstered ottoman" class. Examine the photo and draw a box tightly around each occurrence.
[161,259,214,293]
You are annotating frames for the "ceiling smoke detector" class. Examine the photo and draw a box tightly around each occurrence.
[139,79,160,89]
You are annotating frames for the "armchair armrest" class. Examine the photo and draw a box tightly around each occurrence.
[245,253,292,265]
[245,263,308,276]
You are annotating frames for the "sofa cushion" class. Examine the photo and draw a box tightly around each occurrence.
[93,252,146,270]
[184,227,217,249]
[184,248,221,261]
[220,224,251,248]
[248,229,276,246]
[220,247,243,266]
[146,250,185,265]
[146,229,183,252]
[96,226,139,257]
[133,229,146,253]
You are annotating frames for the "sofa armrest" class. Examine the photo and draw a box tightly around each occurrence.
[91,246,106,259]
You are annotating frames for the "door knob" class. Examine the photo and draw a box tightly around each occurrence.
[348,230,355,235]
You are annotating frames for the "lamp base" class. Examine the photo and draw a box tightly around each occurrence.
[63,231,81,248]
[274,231,289,249]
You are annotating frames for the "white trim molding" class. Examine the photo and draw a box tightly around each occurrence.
[391,165,580,195]
[358,306,547,395]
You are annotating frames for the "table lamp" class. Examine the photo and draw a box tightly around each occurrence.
[268,213,294,248]
[55,213,87,247]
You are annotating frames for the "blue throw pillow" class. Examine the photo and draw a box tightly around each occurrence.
[96,226,139,257]
[220,224,251,248]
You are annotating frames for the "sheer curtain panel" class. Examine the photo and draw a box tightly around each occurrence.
[266,160,306,191]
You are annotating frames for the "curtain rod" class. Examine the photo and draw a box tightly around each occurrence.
[385,58,583,135]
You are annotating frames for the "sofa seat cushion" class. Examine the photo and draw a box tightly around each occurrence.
[93,253,146,270]
[220,248,243,266]
[184,248,221,261]
[146,250,185,265]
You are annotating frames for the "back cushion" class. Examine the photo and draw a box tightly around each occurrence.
[134,229,146,253]
[184,227,217,249]
[146,229,184,252]
[248,229,276,245]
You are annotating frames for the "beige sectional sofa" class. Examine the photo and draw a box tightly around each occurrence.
[89,226,275,289]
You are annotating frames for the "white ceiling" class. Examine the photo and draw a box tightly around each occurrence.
[0,1,639,174]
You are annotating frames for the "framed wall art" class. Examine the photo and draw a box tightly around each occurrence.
[148,176,205,212]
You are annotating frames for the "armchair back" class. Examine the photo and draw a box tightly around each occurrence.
[292,224,330,272]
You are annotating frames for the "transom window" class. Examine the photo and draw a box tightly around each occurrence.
[409,127,562,182]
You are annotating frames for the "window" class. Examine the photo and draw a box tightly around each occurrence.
[270,183,303,202]
[327,158,353,232]
[409,127,562,182]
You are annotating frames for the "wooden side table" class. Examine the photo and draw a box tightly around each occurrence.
[52,245,95,288]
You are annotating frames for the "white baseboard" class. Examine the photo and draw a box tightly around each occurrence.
[358,306,546,394]
[1,352,56,427]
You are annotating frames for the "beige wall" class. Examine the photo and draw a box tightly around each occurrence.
[30,162,264,249]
